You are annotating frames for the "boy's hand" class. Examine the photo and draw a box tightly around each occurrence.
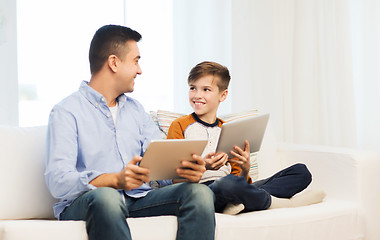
[229,140,251,180]
[204,152,229,170]
[176,154,206,182]
[117,156,150,191]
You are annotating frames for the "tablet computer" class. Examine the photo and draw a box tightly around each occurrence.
[216,114,270,158]
[139,139,208,180]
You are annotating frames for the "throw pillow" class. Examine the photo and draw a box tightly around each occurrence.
[155,110,185,136]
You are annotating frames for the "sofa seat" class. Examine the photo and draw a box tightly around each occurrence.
[0,201,363,240]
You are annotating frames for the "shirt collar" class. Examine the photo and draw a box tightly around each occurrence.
[191,112,220,127]
[79,80,127,108]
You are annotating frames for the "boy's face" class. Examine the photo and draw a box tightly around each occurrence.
[188,75,228,123]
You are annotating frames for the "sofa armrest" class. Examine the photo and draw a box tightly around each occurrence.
[276,143,380,240]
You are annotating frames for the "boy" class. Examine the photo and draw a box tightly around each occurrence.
[167,61,325,214]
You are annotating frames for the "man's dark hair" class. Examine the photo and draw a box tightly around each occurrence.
[89,25,142,74]
[188,61,231,91]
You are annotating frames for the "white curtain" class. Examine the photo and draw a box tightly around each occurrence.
[273,0,357,147]
[228,0,380,150]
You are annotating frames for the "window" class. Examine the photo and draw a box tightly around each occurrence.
[17,0,173,126]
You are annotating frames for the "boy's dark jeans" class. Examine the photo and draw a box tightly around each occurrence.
[204,163,312,212]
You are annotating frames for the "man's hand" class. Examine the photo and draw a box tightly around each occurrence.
[90,155,150,191]
[204,152,228,170]
[175,154,206,183]
[116,156,150,191]
[229,140,251,180]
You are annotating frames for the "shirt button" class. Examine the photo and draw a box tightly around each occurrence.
[101,98,105,102]
[107,113,110,117]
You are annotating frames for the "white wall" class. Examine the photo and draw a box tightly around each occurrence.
[350,0,380,151]
[0,0,18,125]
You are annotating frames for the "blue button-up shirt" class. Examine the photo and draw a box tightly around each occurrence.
[45,81,170,219]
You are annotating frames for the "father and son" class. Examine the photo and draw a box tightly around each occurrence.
[45,25,325,240]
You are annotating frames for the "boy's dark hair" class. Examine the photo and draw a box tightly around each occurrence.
[188,61,231,91]
[89,25,142,74]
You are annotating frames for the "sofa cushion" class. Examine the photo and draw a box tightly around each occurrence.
[0,125,55,219]
[0,220,87,240]
[215,201,364,240]
[0,201,364,240]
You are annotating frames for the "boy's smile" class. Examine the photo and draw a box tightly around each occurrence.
[189,75,227,124]
[194,100,206,106]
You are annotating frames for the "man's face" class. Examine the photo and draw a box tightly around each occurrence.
[188,75,227,123]
[116,40,142,93]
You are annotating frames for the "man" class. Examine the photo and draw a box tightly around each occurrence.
[45,25,215,240]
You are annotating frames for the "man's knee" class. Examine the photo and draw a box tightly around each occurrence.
[179,183,215,207]
[88,187,127,215]
[90,187,121,200]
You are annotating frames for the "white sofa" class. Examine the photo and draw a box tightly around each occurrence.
[1,111,380,240]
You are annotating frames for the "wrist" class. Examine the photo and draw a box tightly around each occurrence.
[90,173,119,189]
[114,172,124,189]
[240,169,249,178]
[205,162,212,170]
